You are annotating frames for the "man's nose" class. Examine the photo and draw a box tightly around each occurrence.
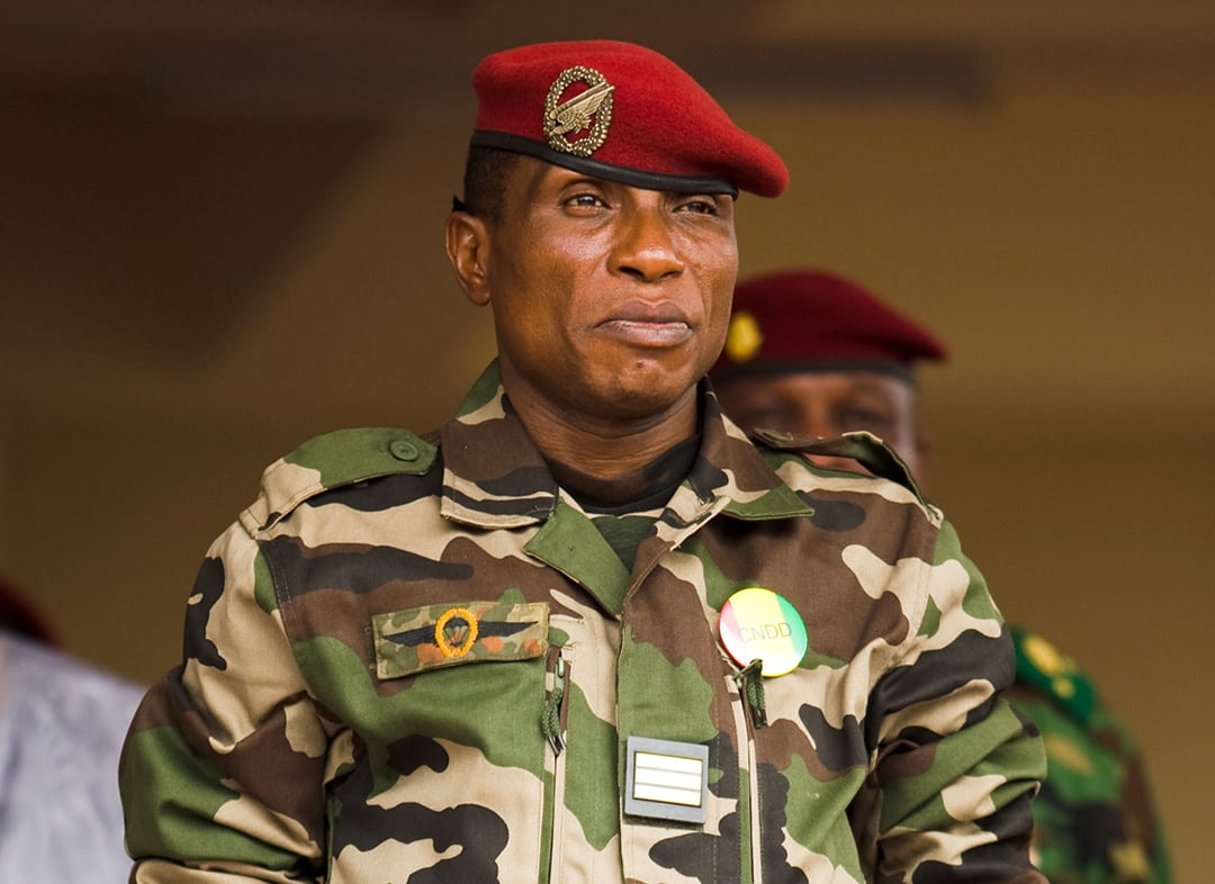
[609,208,685,283]
[793,413,840,443]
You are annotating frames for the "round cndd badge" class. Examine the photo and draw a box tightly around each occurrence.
[718,587,808,677]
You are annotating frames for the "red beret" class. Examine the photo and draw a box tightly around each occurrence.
[470,40,788,198]
[711,269,948,383]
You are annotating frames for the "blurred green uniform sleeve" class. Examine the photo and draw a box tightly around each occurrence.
[1009,626,1173,883]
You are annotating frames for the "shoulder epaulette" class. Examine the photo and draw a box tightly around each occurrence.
[241,427,437,533]
[751,428,931,508]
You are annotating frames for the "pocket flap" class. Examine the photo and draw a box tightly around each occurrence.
[373,601,549,679]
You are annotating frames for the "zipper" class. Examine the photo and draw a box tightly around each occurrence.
[730,657,766,884]
[540,646,569,883]
[734,658,768,729]
[541,650,566,754]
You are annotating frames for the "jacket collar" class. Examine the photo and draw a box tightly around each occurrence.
[438,360,812,531]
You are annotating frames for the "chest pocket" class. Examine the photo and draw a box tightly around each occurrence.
[327,600,555,882]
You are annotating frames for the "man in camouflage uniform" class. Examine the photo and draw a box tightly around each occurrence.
[121,41,1047,882]
[712,268,1172,883]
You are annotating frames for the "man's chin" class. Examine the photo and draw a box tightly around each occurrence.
[585,375,699,423]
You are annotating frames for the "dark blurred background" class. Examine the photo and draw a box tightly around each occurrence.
[1,2,1211,877]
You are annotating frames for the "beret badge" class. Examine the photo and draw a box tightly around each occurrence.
[544,65,615,158]
[724,310,763,363]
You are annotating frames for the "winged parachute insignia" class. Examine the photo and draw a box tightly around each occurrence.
[384,617,535,649]
[372,601,550,676]
[544,65,615,157]
[548,80,614,137]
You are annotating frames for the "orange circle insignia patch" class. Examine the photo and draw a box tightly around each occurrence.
[434,607,479,658]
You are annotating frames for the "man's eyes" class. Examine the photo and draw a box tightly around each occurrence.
[560,192,724,215]
[565,193,607,209]
[677,197,720,215]
[839,409,894,432]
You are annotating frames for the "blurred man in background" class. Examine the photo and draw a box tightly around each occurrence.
[712,268,1172,884]
[0,574,140,881]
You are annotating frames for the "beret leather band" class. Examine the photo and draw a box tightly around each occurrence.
[470,130,739,197]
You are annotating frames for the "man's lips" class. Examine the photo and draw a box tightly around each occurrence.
[597,318,693,346]
[596,301,694,347]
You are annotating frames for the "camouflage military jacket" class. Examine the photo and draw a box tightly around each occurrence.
[1008,629,1172,883]
[122,363,1046,883]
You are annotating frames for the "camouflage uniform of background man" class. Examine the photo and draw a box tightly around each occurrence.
[712,268,1172,884]
[121,41,1048,881]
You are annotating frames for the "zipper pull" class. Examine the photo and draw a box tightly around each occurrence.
[735,658,767,728]
[541,652,566,754]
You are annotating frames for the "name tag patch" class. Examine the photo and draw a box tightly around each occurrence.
[624,736,709,825]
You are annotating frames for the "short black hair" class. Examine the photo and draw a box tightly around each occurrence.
[461,146,520,223]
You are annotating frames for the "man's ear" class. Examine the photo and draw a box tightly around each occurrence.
[445,210,492,306]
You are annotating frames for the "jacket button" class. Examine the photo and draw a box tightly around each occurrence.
[389,438,419,462]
